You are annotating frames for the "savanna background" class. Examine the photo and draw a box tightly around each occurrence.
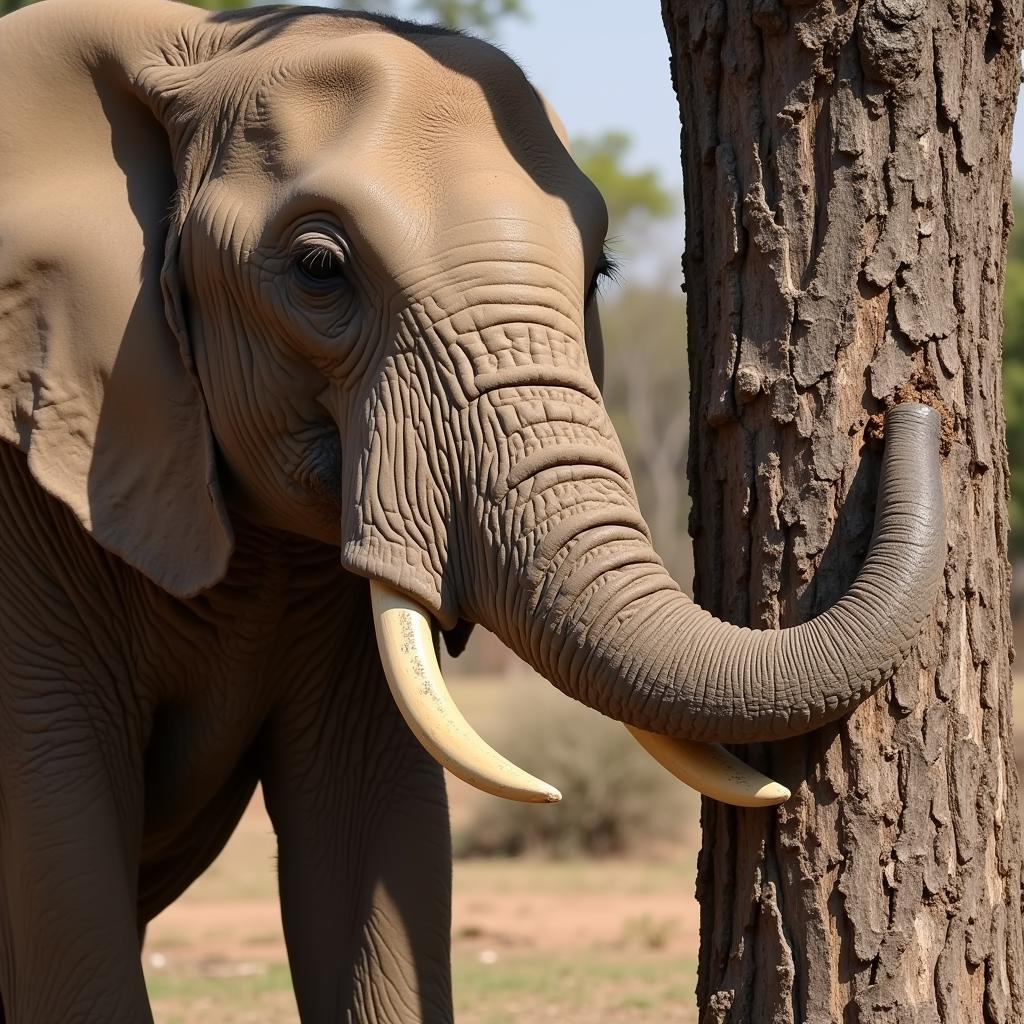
[2,0,1021,1021]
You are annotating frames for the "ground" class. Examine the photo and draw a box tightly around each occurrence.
[145,799,700,1023]
[144,673,703,1023]
[147,667,1024,1023]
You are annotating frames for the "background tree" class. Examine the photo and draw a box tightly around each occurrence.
[599,283,691,585]
[662,2,1024,1021]
[574,132,691,585]
[1003,189,1024,586]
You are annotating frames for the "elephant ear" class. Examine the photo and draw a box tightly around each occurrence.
[0,4,232,598]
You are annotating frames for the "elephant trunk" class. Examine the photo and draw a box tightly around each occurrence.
[369,387,943,803]
[513,403,945,744]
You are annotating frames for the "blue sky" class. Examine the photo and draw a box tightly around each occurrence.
[499,1,683,202]
[378,0,685,280]
[498,1,684,279]
[386,1,1024,279]
[498,3,1024,274]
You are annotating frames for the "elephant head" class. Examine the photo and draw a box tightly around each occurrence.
[0,1,945,807]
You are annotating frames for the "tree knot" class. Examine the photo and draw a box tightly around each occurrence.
[857,0,928,89]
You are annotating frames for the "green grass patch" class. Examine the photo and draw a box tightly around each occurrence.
[455,856,694,896]
[149,953,695,1024]
[147,962,293,1002]
[454,950,696,1023]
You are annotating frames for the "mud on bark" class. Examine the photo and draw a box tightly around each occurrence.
[661,1,1024,1021]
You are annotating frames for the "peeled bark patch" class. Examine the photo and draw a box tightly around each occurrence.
[661,0,1024,1020]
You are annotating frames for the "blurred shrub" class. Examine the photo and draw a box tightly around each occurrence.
[619,914,676,951]
[454,699,693,859]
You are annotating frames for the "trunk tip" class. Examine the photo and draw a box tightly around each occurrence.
[888,400,941,430]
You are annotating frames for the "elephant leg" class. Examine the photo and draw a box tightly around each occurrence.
[263,649,453,1024]
[0,677,149,1023]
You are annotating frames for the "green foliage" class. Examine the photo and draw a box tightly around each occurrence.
[1004,187,1024,561]
[572,132,676,241]
[410,0,526,31]
[454,700,691,859]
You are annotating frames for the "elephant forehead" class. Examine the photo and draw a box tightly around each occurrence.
[243,32,603,268]
[251,31,555,171]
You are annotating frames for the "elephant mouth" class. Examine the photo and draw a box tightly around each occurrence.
[292,430,343,509]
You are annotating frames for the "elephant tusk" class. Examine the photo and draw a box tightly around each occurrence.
[623,725,791,808]
[369,580,562,804]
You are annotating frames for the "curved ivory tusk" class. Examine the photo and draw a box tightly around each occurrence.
[370,580,561,804]
[624,725,791,808]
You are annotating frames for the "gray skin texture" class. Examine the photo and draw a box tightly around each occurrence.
[0,1,945,1021]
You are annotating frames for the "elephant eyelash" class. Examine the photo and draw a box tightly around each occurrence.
[296,244,346,285]
[587,244,620,304]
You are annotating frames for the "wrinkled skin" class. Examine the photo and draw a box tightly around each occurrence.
[0,1,944,1021]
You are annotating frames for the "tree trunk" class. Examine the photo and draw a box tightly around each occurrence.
[661,2,1024,1020]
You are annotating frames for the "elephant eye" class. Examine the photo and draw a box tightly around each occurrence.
[296,245,346,286]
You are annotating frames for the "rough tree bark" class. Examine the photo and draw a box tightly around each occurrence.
[661,2,1024,1020]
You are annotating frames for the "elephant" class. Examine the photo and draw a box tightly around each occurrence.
[0,0,946,1020]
